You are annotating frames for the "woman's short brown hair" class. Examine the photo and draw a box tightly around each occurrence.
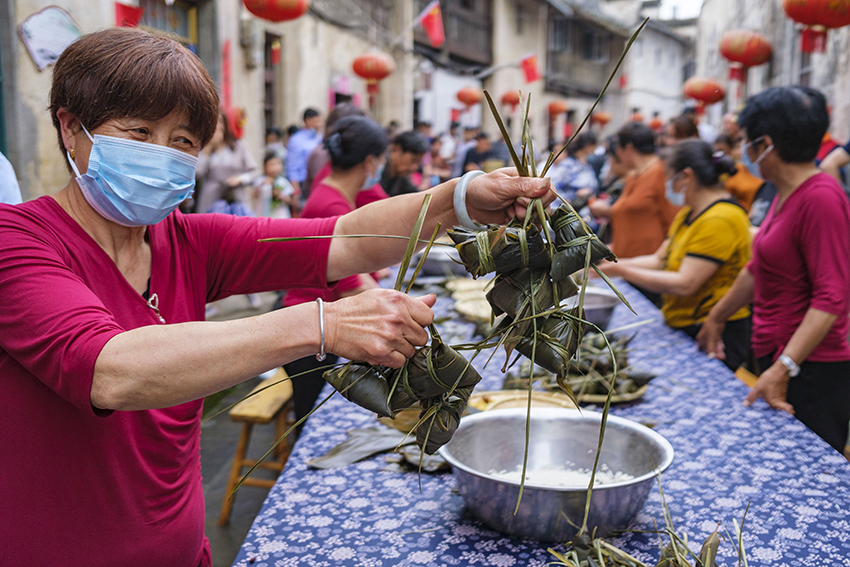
[49,28,219,162]
[667,115,699,141]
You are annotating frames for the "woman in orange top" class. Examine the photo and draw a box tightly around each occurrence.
[606,122,679,304]
[610,123,679,256]
[715,133,762,212]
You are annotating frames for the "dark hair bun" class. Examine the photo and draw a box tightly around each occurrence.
[712,151,738,177]
[325,116,388,170]
[324,132,343,159]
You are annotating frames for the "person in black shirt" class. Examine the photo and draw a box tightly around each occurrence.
[464,132,494,172]
[380,130,428,197]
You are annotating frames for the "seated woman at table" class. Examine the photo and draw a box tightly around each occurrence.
[284,115,391,433]
[596,140,751,371]
[0,28,552,567]
[698,86,850,453]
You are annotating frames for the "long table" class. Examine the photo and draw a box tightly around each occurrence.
[231,281,850,566]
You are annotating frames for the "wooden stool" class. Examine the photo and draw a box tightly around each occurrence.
[218,369,294,526]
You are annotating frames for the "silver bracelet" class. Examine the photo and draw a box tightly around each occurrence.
[453,170,485,229]
[316,298,326,362]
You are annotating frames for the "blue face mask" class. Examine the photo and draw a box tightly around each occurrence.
[361,159,385,190]
[665,172,686,206]
[68,125,198,227]
[741,138,773,179]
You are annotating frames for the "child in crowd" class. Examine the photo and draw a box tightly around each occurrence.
[253,152,297,218]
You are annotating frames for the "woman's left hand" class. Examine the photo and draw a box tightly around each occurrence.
[465,168,555,224]
[743,362,795,414]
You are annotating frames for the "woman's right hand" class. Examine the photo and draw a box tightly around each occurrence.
[696,313,726,361]
[324,290,436,368]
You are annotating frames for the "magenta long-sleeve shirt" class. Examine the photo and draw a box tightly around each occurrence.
[749,172,850,362]
[0,197,336,566]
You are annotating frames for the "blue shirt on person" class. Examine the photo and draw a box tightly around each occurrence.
[286,129,322,184]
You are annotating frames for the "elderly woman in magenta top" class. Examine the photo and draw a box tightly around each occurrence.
[699,87,850,453]
[0,29,552,566]
[596,140,751,372]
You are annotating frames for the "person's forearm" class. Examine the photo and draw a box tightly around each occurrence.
[820,148,849,182]
[781,308,838,364]
[328,179,459,281]
[91,303,320,411]
[617,265,692,295]
[706,267,754,322]
[617,253,663,270]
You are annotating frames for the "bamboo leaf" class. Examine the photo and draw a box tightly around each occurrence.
[394,194,433,292]
[258,234,454,246]
[484,90,524,172]
[405,223,442,294]
[592,265,636,315]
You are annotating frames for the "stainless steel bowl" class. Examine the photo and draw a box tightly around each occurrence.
[561,286,621,331]
[439,408,674,542]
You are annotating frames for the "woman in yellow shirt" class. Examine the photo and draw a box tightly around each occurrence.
[598,140,752,370]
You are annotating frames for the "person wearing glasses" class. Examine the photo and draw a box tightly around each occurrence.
[698,87,850,454]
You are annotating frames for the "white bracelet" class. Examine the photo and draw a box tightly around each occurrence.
[453,170,485,229]
[316,298,326,362]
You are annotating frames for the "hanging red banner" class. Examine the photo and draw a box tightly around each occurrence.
[520,54,541,83]
[115,2,144,27]
[419,1,445,48]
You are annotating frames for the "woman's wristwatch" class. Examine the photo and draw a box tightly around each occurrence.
[778,354,800,377]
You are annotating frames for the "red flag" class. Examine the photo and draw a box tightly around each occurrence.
[520,54,541,83]
[418,1,445,49]
[115,2,143,27]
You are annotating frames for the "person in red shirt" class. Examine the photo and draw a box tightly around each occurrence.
[699,86,850,453]
[284,115,391,431]
[0,28,553,566]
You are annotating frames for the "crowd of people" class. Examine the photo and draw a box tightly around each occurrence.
[2,25,850,567]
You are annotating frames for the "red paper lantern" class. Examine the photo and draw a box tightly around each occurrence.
[591,111,612,127]
[720,29,772,79]
[630,112,644,123]
[783,0,850,52]
[352,51,396,95]
[244,0,310,23]
[683,77,726,105]
[720,30,772,67]
[457,86,483,108]
[649,117,664,132]
[548,100,568,117]
[501,91,520,111]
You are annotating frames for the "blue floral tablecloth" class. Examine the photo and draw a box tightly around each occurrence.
[232,281,850,567]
